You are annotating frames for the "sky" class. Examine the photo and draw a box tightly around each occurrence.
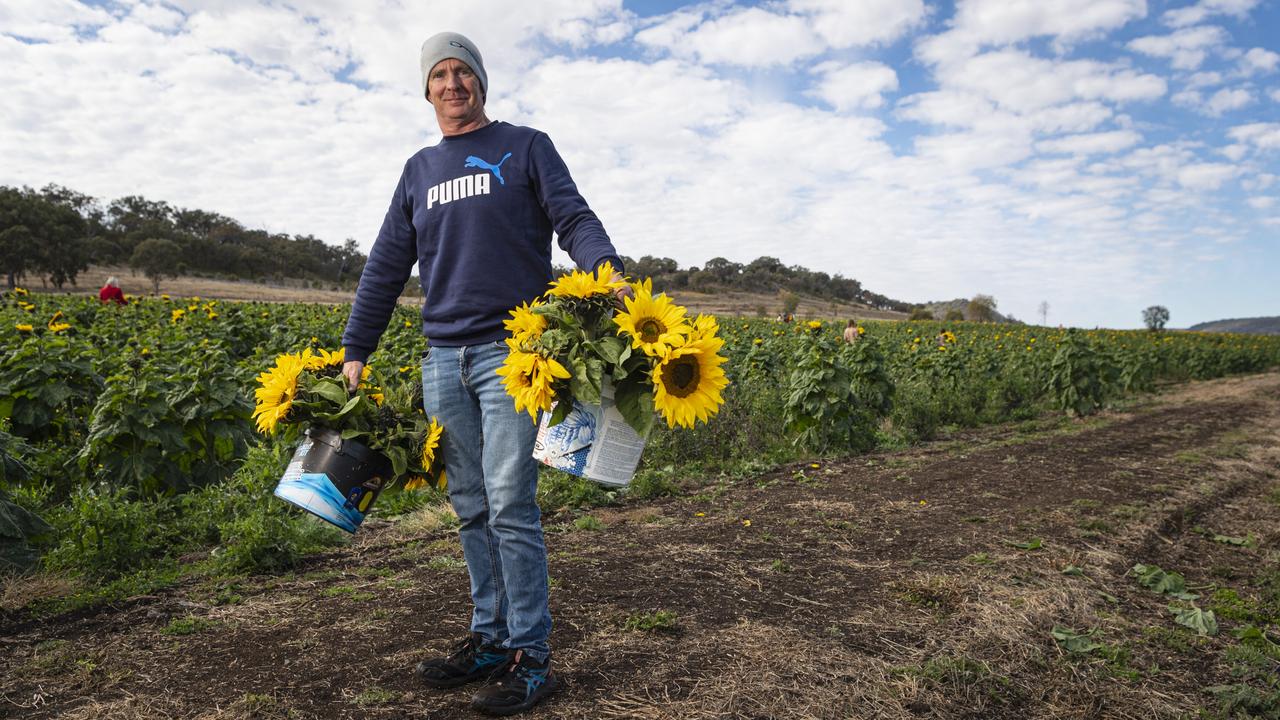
[1,0,1277,329]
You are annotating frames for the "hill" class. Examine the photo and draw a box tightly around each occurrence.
[919,297,1018,324]
[1188,316,1280,335]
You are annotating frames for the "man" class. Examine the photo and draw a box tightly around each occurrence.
[340,31,626,716]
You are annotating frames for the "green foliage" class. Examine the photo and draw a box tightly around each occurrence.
[1169,604,1218,636]
[622,609,679,631]
[1142,305,1170,332]
[1052,626,1104,654]
[784,325,891,453]
[967,294,998,322]
[129,237,183,294]
[1132,563,1200,600]
[1047,330,1116,416]
[0,336,104,443]
[78,352,253,495]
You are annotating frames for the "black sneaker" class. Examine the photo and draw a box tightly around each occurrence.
[471,648,562,716]
[415,633,509,689]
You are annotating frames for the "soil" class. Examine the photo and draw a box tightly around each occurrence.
[2,372,1278,719]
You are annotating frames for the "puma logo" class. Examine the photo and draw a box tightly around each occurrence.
[464,152,512,185]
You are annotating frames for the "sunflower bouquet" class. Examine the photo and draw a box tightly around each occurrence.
[252,347,443,484]
[497,262,729,438]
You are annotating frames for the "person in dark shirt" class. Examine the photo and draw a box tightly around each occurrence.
[340,31,627,717]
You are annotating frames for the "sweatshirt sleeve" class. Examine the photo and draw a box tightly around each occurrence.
[342,165,418,365]
[528,133,624,275]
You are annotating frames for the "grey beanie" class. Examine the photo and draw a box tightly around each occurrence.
[420,32,487,100]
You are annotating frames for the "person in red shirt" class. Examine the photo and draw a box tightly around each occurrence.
[98,276,127,305]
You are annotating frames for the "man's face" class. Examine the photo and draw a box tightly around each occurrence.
[427,58,485,127]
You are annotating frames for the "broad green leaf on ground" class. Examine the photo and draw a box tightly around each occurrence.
[1131,563,1199,600]
[1006,538,1042,550]
[1169,605,1219,637]
[1051,626,1104,654]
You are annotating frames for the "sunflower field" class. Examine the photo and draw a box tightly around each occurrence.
[3,285,1279,600]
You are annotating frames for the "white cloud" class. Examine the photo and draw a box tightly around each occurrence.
[1246,196,1275,209]
[1037,129,1142,155]
[1239,47,1280,75]
[1162,0,1260,28]
[916,0,1146,65]
[637,6,825,67]
[932,50,1165,114]
[1205,87,1252,114]
[1228,123,1280,151]
[1272,88,1280,103]
[0,0,113,42]
[1128,25,1230,70]
[1177,162,1237,189]
[809,61,899,111]
[787,0,925,48]
[1185,71,1222,88]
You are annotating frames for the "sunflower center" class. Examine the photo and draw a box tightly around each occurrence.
[639,318,665,343]
[663,357,700,398]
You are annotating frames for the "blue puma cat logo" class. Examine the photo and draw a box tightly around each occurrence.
[464,152,512,185]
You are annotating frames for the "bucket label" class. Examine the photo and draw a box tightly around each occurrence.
[532,379,646,487]
[274,472,364,533]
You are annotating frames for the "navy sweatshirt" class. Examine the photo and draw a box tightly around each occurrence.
[342,121,623,363]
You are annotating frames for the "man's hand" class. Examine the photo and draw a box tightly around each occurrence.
[342,360,364,392]
[610,272,634,307]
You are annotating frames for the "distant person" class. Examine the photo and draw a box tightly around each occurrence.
[843,319,861,343]
[98,277,127,305]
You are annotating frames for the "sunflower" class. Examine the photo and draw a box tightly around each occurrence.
[420,417,443,469]
[504,299,547,346]
[496,350,570,421]
[613,288,690,356]
[686,314,720,343]
[15,323,33,333]
[252,353,308,434]
[403,475,428,491]
[13,287,27,296]
[545,260,626,299]
[303,347,345,370]
[171,308,185,323]
[652,338,729,429]
[48,322,71,333]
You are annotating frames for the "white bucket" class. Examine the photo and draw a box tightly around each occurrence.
[532,378,648,487]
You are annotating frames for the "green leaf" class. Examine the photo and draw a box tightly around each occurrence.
[1051,625,1103,654]
[1006,538,1042,550]
[548,398,573,427]
[311,380,350,406]
[1169,605,1218,637]
[1211,534,1250,546]
[595,335,629,366]
[1062,565,1085,576]
[614,377,655,437]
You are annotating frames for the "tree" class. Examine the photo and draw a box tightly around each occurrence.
[130,237,183,294]
[1038,300,1049,325]
[944,308,965,322]
[779,290,800,316]
[909,306,934,321]
[967,294,998,322]
[1142,305,1169,332]
[0,225,36,289]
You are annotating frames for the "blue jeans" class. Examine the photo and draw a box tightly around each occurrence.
[421,342,551,662]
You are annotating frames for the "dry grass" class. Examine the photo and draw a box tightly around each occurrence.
[29,265,905,320]
[0,573,79,613]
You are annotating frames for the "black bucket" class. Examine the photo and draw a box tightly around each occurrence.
[273,428,393,533]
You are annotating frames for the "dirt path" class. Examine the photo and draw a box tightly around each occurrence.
[3,373,1279,719]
